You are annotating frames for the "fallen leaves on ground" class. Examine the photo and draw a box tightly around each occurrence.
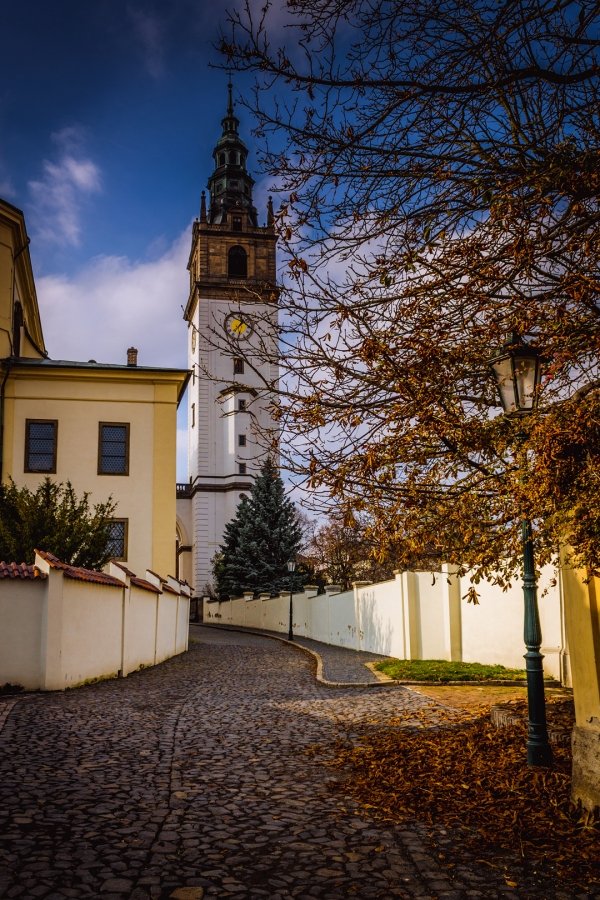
[329,698,600,893]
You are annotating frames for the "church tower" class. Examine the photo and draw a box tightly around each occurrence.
[182,84,278,593]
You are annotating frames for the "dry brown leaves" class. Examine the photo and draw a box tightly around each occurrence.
[329,698,600,893]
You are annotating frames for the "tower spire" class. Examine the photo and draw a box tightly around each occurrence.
[205,79,258,227]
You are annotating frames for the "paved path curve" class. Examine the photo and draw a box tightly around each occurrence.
[0,627,556,899]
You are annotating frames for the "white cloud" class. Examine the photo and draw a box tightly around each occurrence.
[128,6,165,79]
[28,128,101,247]
[36,227,191,369]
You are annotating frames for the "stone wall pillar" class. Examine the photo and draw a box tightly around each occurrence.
[36,555,65,691]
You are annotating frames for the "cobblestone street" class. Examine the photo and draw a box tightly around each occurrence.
[0,627,577,899]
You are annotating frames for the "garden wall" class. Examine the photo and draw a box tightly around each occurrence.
[203,564,569,684]
[0,551,191,691]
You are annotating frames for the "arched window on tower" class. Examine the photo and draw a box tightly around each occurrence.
[219,153,226,166]
[228,245,247,278]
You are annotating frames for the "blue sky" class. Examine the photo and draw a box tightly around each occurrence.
[1,0,282,476]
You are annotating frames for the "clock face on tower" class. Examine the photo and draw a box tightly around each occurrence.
[225,313,253,340]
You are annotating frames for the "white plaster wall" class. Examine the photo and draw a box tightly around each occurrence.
[156,593,179,663]
[0,581,43,689]
[292,593,309,638]
[357,579,407,657]
[1,569,190,691]
[205,597,234,625]
[460,564,563,680]
[261,596,283,632]
[308,593,330,644]
[201,565,567,683]
[244,597,262,629]
[124,588,158,674]
[60,580,123,688]
[176,597,190,653]
[414,572,449,660]
[327,591,358,649]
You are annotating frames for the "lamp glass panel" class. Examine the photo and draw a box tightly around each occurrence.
[490,355,518,413]
[514,356,538,411]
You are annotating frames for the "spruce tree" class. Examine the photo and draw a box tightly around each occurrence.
[214,458,304,597]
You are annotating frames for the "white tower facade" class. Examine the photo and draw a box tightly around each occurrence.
[182,86,278,594]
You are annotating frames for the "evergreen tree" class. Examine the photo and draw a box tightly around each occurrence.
[214,458,304,597]
[0,478,117,569]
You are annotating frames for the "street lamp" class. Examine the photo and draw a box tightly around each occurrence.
[287,559,296,641]
[489,334,552,767]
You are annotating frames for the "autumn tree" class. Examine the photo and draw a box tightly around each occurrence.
[0,478,117,569]
[213,458,305,596]
[304,513,404,590]
[214,0,600,585]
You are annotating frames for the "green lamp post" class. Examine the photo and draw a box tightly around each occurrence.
[489,335,553,767]
[287,559,296,641]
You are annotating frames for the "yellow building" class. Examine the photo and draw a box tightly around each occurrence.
[0,198,189,578]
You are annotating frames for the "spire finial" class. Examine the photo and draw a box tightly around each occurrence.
[200,191,207,223]
[227,76,234,116]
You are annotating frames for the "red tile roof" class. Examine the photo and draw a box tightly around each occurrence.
[110,562,161,593]
[0,561,46,580]
[130,576,161,594]
[35,550,123,588]
[112,561,137,578]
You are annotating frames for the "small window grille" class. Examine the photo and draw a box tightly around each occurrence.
[239,463,247,475]
[106,519,128,559]
[238,398,246,411]
[25,420,57,473]
[238,434,246,447]
[98,423,129,475]
[233,357,244,375]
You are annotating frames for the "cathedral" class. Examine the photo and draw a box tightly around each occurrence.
[176,85,278,598]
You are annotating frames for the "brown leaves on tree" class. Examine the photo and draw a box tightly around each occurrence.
[220,0,600,585]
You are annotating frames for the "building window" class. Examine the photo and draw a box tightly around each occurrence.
[233,357,244,375]
[238,398,247,411]
[239,463,247,475]
[232,216,242,232]
[98,423,129,475]
[228,245,247,278]
[106,519,128,560]
[25,419,57,473]
[238,434,246,447]
[219,153,226,166]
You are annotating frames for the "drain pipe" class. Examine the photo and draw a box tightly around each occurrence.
[0,358,12,481]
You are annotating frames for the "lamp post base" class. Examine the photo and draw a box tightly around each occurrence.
[527,740,553,767]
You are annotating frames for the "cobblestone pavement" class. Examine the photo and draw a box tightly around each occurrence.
[199,624,389,685]
[0,627,579,899]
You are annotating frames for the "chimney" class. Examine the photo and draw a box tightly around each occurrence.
[127,347,138,367]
